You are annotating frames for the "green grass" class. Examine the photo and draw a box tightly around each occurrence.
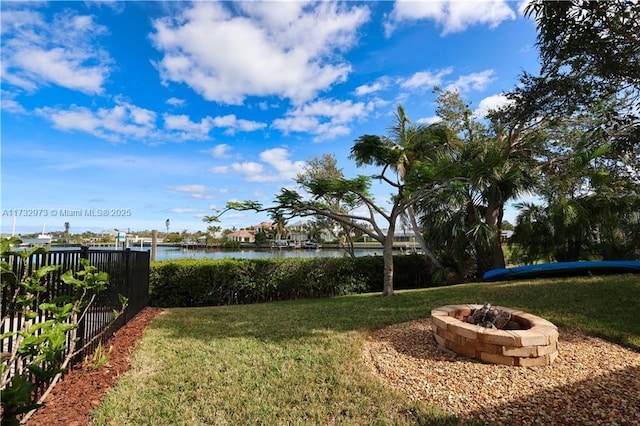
[91,274,639,425]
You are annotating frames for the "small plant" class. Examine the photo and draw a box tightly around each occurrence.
[0,237,126,425]
[85,342,113,370]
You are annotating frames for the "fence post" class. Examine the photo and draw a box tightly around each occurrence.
[124,248,131,321]
[76,246,90,355]
[151,230,157,261]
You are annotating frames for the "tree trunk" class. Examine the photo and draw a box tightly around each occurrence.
[382,235,395,296]
[485,201,506,270]
[407,205,442,268]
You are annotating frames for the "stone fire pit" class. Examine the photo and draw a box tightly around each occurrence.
[431,304,559,366]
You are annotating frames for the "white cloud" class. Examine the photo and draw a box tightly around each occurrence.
[38,98,267,143]
[355,77,391,96]
[163,113,266,139]
[385,0,516,36]
[168,184,214,199]
[169,184,208,193]
[208,144,232,159]
[166,97,186,107]
[230,162,268,182]
[85,0,127,13]
[400,67,453,90]
[273,98,383,142]
[170,207,206,214]
[1,7,111,94]
[211,114,267,134]
[149,2,370,105]
[259,148,305,180]
[0,91,26,114]
[474,93,513,118]
[163,114,213,139]
[215,148,305,183]
[417,115,442,125]
[210,166,230,173]
[37,101,158,142]
[445,69,496,92]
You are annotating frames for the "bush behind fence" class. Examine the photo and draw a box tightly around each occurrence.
[150,254,436,307]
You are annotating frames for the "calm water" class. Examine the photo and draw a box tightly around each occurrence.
[142,245,383,261]
[40,244,385,260]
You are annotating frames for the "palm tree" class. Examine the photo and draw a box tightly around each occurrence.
[511,140,640,263]
[349,106,462,294]
[356,105,446,267]
[416,90,542,277]
[272,212,287,241]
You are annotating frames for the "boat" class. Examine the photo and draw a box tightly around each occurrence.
[288,241,301,249]
[36,223,53,244]
[271,240,290,249]
[483,260,640,282]
[302,241,321,249]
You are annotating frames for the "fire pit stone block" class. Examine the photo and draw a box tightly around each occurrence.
[431,304,559,366]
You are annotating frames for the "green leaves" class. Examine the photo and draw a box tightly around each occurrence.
[350,134,402,168]
[1,375,42,421]
[1,247,113,423]
[61,258,109,294]
[114,294,129,318]
[305,176,371,200]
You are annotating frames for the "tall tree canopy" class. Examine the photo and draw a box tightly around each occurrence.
[416,90,542,278]
[513,1,639,169]
[207,107,455,296]
[296,154,362,257]
[520,1,640,111]
[504,1,640,263]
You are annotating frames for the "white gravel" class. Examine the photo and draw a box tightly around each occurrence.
[361,319,640,425]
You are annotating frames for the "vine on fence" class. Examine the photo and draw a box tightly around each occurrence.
[0,237,127,425]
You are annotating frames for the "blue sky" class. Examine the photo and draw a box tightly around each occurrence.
[1,0,540,235]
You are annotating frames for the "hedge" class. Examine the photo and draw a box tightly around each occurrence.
[150,254,435,307]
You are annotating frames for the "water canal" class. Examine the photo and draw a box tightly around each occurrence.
[145,245,384,261]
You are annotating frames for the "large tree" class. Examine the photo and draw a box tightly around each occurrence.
[518,0,639,114]
[511,106,640,262]
[350,105,444,268]
[297,154,361,257]
[417,90,541,277]
[206,109,455,296]
[526,0,639,91]
[512,1,639,172]
[504,1,640,262]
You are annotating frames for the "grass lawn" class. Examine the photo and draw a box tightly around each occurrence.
[91,274,639,425]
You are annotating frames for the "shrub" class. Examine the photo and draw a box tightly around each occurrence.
[0,238,125,425]
[150,255,435,307]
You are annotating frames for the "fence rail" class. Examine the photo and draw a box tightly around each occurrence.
[1,247,150,401]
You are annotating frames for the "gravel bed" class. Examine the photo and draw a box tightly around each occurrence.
[361,319,640,425]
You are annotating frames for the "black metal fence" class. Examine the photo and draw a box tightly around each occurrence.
[1,247,150,398]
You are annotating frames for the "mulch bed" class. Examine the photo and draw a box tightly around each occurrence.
[362,319,640,425]
[26,307,163,426]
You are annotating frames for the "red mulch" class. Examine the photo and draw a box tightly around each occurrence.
[26,307,164,426]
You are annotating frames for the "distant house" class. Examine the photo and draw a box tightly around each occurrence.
[287,220,308,242]
[362,228,417,243]
[501,230,513,243]
[253,221,274,234]
[226,229,255,243]
[287,220,334,242]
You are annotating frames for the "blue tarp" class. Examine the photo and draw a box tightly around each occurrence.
[483,260,640,281]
